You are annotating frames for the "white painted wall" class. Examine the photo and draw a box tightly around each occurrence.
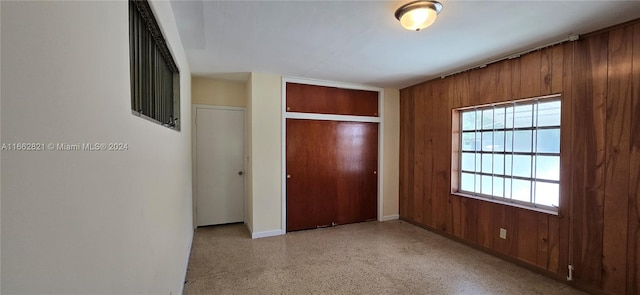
[192,77,247,107]
[245,75,254,232]
[383,88,400,219]
[247,73,283,236]
[0,1,3,285]
[1,1,193,294]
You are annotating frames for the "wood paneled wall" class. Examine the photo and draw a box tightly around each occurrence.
[399,20,640,294]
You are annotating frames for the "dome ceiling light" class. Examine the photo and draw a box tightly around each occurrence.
[394,0,443,31]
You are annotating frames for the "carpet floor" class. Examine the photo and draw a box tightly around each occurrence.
[183,220,584,295]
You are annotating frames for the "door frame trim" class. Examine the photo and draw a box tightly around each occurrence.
[281,77,385,234]
[192,104,246,228]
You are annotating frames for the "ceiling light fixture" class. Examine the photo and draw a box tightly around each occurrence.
[394,0,443,31]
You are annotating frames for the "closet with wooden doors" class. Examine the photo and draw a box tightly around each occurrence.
[285,82,379,232]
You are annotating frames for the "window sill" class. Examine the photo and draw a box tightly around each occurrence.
[132,110,181,132]
[451,192,559,216]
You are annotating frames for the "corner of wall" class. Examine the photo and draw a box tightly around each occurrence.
[0,0,3,281]
[244,74,254,231]
[247,72,283,235]
[381,214,400,221]
[383,88,400,217]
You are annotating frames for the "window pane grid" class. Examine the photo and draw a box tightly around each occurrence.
[503,105,507,200]
[531,103,537,205]
[457,97,561,211]
[459,171,559,183]
[491,106,496,197]
[475,109,480,194]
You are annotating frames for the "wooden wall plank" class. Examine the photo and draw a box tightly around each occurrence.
[540,48,553,95]
[558,42,574,277]
[571,32,608,289]
[478,63,499,104]
[462,198,479,244]
[431,79,450,231]
[492,204,509,254]
[626,22,640,295]
[450,195,462,238]
[511,58,521,99]
[516,209,539,265]
[506,208,518,257]
[421,84,434,227]
[552,45,564,94]
[537,214,549,269]
[521,51,542,98]
[403,90,416,220]
[482,63,499,104]
[468,68,483,106]
[602,26,633,295]
[458,72,471,108]
[477,200,494,249]
[413,87,425,223]
[548,216,561,273]
[495,59,512,102]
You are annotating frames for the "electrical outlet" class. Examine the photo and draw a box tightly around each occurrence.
[499,228,507,239]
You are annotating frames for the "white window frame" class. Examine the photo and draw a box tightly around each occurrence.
[452,94,561,215]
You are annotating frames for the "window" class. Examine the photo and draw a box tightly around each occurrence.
[129,0,180,130]
[455,95,561,212]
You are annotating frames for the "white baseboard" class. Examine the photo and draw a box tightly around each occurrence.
[251,229,284,239]
[179,228,194,295]
[380,214,399,221]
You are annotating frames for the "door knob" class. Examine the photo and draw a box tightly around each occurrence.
[287,174,291,179]
[238,171,244,176]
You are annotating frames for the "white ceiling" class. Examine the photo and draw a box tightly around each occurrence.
[170,0,640,89]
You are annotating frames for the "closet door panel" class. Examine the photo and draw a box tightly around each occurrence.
[335,122,378,225]
[286,119,338,231]
[286,119,378,231]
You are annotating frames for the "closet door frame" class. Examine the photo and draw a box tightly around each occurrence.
[281,77,384,235]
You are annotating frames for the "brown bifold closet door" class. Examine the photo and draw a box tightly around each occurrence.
[286,119,378,232]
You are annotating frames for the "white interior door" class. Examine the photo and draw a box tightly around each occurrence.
[195,107,245,226]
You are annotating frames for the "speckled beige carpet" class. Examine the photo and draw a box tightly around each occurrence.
[183,220,584,295]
